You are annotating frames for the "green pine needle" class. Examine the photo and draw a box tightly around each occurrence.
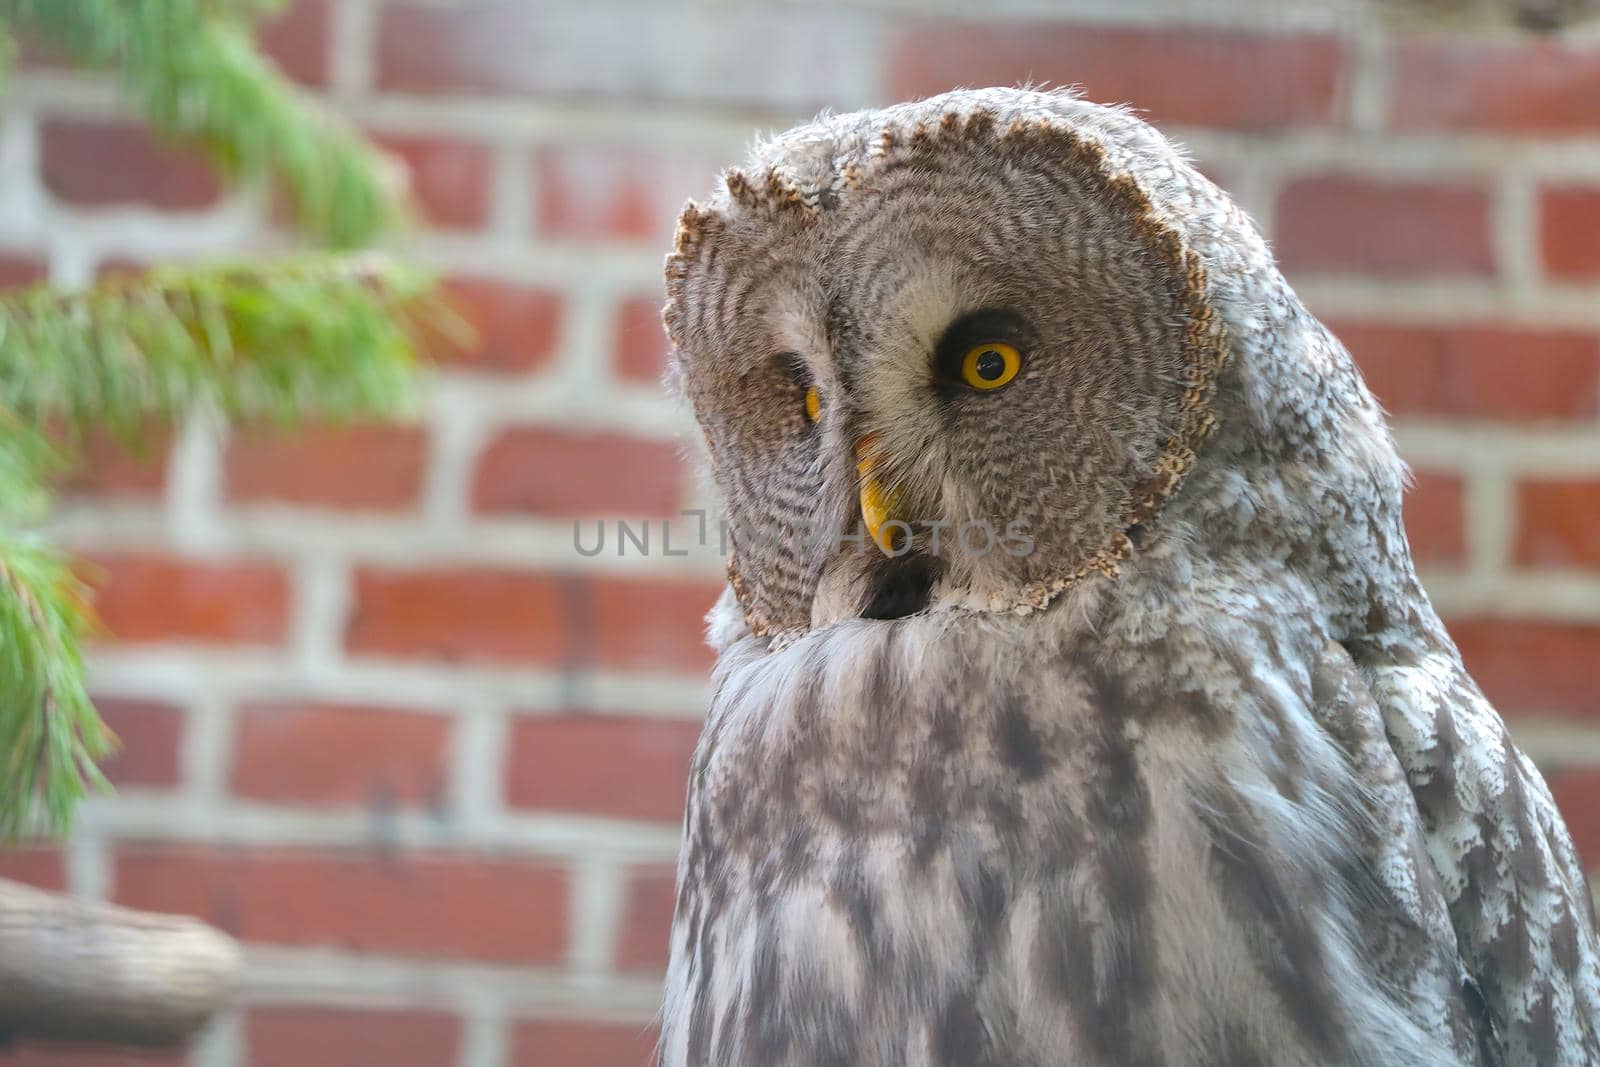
[0,412,62,525]
[2,0,404,247]
[0,536,111,841]
[1,255,437,439]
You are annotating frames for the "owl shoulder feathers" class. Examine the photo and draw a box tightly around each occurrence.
[1359,612,1600,1064]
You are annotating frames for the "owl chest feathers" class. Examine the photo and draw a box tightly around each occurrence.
[660,610,1478,1067]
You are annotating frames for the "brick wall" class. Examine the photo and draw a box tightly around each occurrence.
[1,2,1597,1065]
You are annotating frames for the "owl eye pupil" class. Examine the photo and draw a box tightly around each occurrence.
[975,349,1007,381]
[956,339,1021,391]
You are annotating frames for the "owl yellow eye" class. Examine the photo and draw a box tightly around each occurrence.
[960,342,1021,390]
[804,386,822,422]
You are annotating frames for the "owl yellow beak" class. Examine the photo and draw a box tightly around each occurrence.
[855,433,907,556]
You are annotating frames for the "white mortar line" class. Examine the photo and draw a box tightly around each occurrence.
[1423,572,1600,623]
[459,1003,510,1067]
[168,415,229,555]
[236,945,663,1019]
[1494,168,1543,304]
[184,691,238,806]
[489,139,533,249]
[1464,464,1515,580]
[1395,425,1600,473]
[86,652,713,716]
[330,0,377,100]
[1512,717,1600,766]
[290,553,355,680]
[191,1009,242,1067]
[0,106,47,247]
[1343,11,1389,134]
[76,794,684,862]
[450,693,510,826]
[568,855,625,975]
[65,828,109,903]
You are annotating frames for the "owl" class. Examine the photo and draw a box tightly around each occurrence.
[656,87,1600,1066]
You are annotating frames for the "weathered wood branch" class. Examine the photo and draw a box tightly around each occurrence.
[0,876,241,1047]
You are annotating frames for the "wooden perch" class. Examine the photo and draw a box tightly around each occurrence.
[0,876,241,1047]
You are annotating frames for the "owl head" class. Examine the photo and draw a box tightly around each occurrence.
[665,88,1407,649]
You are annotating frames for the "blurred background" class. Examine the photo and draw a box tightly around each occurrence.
[0,0,1597,1064]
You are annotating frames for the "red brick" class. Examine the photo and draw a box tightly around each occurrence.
[246,1006,459,1067]
[888,24,1345,130]
[375,4,863,111]
[1547,767,1600,870]
[1539,186,1600,279]
[374,4,545,96]
[615,295,670,384]
[347,568,573,665]
[1392,39,1600,135]
[1405,471,1466,567]
[1450,619,1600,721]
[446,277,563,374]
[230,702,449,808]
[1276,177,1494,277]
[376,134,494,229]
[97,697,184,789]
[257,0,330,87]
[224,423,426,511]
[535,144,718,244]
[0,1045,186,1067]
[590,575,719,672]
[505,714,699,822]
[346,568,717,672]
[0,848,65,891]
[41,120,220,211]
[61,427,169,498]
[114,845,567,963]
[509,1019,658,1067]
[87,555,288,647]
[1334,321,1600,421]
[616,867,676,972]
[472,428,685,517]
[1514,479,1600,569]
[0,253,47,287]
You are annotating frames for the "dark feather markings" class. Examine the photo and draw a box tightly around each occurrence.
[1033,668,1162,1066]
[935,990,995,1067]
[1194,780,1349,1059]
[1203,1019,1272,1067]
[995,693,1049,780]
[830,844,882,967]
[686,901,718,1065]
[745,908,789,1063]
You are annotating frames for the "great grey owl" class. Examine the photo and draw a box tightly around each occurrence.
[656,87,1600,1066]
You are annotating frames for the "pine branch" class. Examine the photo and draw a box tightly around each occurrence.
[2,0,403,246]
[0,254,445,836]
[0,4,452,842]
[0,413,61,524]
[0,255,436,441]
[0,536,108,840]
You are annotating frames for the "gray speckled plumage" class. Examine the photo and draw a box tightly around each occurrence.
[658,88,1600,1066]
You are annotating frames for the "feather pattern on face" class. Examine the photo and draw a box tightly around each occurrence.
[659,87,1600,1067]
